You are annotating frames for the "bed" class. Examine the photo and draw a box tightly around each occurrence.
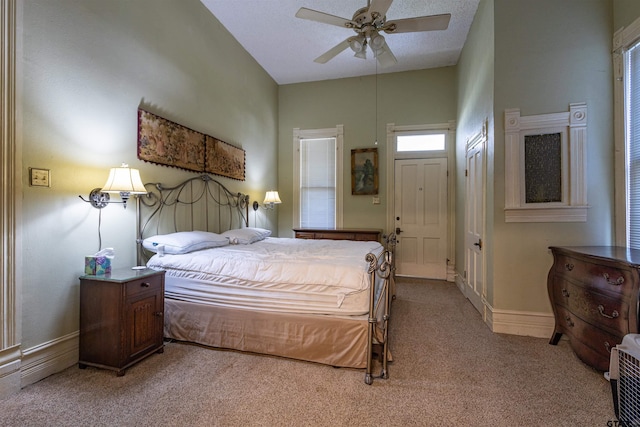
[136,175,395,384]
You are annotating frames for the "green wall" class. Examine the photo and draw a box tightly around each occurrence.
[614,0,640,30]
[21,0,278,349]
[277,68,457,237]
[491,0,613,312]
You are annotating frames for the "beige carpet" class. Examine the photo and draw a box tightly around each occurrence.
[0,279,615,426]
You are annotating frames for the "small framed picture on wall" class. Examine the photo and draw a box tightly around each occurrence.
[351,148,378,195]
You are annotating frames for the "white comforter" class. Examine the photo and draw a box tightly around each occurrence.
[147,237,384,314]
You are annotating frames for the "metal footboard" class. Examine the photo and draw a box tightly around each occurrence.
[364,233,396,385]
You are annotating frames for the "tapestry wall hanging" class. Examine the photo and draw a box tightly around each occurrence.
[137,109,245,180]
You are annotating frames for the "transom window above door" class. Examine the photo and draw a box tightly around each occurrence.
[396,133,446,152]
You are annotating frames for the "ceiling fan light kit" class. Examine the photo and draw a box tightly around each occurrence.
[295,0,451,67]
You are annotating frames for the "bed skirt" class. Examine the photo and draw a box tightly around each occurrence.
[163,298,371,368]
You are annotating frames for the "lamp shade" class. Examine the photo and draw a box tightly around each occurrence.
[263,191,282,205]
[101,164,147,194]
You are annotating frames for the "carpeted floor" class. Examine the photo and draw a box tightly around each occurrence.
[0,279,615,426]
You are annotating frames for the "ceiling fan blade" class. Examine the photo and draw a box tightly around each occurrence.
[295,7,355,29]
[376,43,397,68]
[368,0,393,20]
[384,13,451,33]
[314,38,352,64]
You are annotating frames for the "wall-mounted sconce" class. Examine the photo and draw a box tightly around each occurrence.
[79,163,147,209]
[252,190,282,211]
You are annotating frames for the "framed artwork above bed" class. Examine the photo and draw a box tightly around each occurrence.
[137,108,245,180]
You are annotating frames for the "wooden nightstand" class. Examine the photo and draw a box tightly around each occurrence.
[79,268,165,376]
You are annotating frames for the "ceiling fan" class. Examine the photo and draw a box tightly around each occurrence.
[295,0,451,67]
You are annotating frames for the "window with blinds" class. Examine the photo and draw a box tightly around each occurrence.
[627,42,640,248]
[299,137,337,228]
[293,125,343,229]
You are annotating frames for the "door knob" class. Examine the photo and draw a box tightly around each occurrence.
[473,239,482,250]
[395,227,403,235]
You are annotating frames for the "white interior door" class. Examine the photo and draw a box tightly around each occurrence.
[465,135,485,313]
[394,158,448,279]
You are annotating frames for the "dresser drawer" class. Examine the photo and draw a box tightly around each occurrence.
[125,275,161,297]
[294,232,315,239]
[293,228,381,242]
[554,305,622,361]
[315,232,356,240]
[551,276,631,334]
[554,254,633,297]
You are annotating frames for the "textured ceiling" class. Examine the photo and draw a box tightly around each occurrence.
[200,0,480,85]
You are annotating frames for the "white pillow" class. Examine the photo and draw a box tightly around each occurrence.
[222,227,272,244]
[142,231,229,255]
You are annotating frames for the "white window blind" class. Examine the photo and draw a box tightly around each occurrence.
[300,137,336,228]
[627,42,640,248]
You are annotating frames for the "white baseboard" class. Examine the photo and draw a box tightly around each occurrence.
[446,264,456,282]
[453,274,554,339]
[20,331,78,388]
[489,308,555,339]
[0,345,22,399]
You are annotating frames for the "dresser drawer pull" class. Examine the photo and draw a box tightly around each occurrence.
[604,342,612,353]
[597,305,619,319]
[565,263,574,271]
[561,288,570,297]
[565,315,574,327]
[602,273,624,286]
[141,282,151,288]
[154,311,163,317]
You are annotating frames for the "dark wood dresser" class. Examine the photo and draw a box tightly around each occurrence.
[293,228,382,242]
[548,246,640,371]
[79,268,165,376]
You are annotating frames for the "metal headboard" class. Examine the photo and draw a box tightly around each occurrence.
[136,174,249,264]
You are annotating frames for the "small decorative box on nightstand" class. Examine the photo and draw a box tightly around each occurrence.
[79,268,165,376]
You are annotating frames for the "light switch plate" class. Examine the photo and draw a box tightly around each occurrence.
[29,168,50,187]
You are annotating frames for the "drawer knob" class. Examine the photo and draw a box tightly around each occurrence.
[561,288,570,298]
[602,273,624,286]
[565,263,574,271]
[141,282,151,288]
[604,342,612,353]
[154,311,163,317]
[565,315,574,327]
[597,304,619,319]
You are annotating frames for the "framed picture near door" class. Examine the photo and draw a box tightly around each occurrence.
[351,148,378,195]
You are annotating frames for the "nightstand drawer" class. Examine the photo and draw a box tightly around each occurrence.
[125,275,161,297]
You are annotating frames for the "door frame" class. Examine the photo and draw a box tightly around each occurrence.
[386,121,456,281]
[1,0,23,398]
